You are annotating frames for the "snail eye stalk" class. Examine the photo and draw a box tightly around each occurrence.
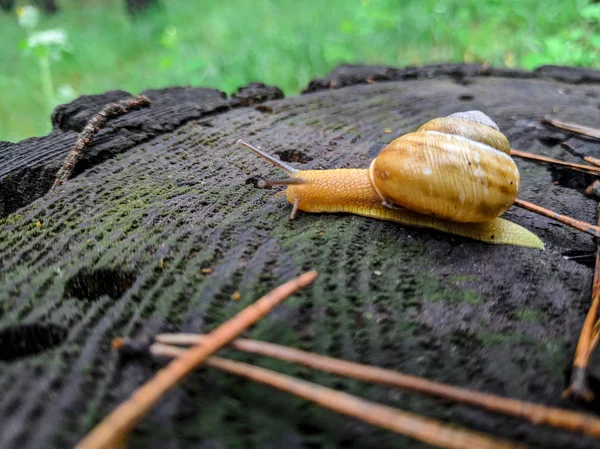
[237,139,299,176]
[257,178,307,188]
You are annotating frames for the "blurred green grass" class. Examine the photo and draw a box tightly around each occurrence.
[1,0,599,142]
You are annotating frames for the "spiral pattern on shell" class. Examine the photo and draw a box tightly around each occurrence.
[368,111,520,223]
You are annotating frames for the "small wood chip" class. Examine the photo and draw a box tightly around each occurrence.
[201,268,214,274]
[231,292,241,301]
[51,95,151,191]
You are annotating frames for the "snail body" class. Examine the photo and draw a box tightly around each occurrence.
[237,111,543,249]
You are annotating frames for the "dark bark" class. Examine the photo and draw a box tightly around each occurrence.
[0,0,15,12]
[1,65,600,449]
[0,84,281,217]
[125,0,160,15]
[33,0,58,14]
[0,0,57,13]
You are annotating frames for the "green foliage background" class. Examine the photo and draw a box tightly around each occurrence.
[1,0,600,142]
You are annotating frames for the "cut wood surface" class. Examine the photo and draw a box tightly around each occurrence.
[1,63,600,448]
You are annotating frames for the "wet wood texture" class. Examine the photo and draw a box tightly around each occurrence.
[2,64,600,449]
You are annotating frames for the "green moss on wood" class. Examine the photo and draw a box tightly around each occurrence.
[513,307,544,323]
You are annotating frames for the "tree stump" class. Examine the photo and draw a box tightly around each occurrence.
[2,64,600,449]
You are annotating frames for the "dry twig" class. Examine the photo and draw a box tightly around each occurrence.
[584,181,600,202]
[51,95,151,190]
[565,203,600,401]
[541,116,600,140]
[514,117,600,402]
[149,344,526,449]
[514,199,600,239]
[511,137,600,238]
[154,333,600,439]
[561,142,600,168]
[75,270,318,449]
[510,148,600,176]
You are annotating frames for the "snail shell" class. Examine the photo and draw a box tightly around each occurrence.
[368,111,520,223]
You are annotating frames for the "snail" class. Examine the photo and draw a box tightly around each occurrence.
[237,111,543,249]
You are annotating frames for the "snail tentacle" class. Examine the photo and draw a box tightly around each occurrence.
[237,139,299,175]
[257,178,307,188]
